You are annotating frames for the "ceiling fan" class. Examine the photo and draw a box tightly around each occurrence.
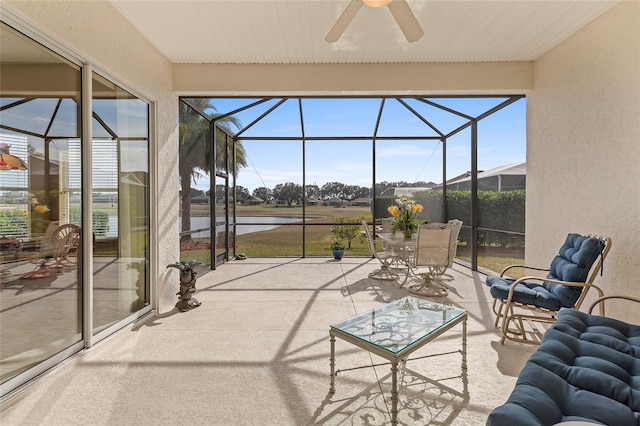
[325,0,424,43]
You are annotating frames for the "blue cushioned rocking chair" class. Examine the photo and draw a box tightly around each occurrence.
[486,233,611,344]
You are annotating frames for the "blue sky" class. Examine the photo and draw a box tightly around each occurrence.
[193,97,526,193]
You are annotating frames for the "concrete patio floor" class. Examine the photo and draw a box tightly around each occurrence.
[0,257,537,425]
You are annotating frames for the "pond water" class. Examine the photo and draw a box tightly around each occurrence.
[105,216,301,238]
[182,216,301,238]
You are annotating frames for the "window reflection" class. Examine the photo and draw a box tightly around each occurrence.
[0,22,82,384]
[92,72,149,334]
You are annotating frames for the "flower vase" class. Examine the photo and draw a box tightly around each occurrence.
[403,228,413,239]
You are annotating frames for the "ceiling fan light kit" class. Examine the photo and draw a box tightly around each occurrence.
[326,0,424,43]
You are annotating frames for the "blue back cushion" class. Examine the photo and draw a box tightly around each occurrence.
[542,234,605,308]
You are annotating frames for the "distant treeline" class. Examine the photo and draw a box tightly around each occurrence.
[186,181,434,205]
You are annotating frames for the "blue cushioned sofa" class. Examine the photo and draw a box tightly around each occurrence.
[487,296,640,426]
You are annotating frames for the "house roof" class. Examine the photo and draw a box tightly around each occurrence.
[110,1,618,65]
[452,162,525,183]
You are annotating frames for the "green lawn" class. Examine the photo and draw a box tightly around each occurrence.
[180,204,524,275]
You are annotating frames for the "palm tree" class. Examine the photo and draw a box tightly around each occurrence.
[179,99,246,244]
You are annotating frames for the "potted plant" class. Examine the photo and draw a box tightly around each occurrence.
[166,259,203,312]
[331,240,346,260]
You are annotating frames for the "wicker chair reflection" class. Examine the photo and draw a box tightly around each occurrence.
[21,224,81,279]
[362,220,398,280]
[486,233,611,344]
[405,220,462,297]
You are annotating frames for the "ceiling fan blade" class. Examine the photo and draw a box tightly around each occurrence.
[387,0,424,42]
[325,0,363,43]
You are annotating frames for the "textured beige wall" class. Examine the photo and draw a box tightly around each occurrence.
[527,1,640,322]
[4,1,180,314]
[174,62,533,96]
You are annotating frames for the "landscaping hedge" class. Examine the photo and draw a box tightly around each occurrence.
[374,189,525,248]
[0,209,111,239]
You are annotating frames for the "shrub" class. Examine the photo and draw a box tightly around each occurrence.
[69,208,110,236]
[375,189,525,248]
[0,210,29,239]
[333,216,365,249]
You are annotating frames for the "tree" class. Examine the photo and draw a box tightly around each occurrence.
[343,184,370,200]
[235,185,251,204]
[352,185,372,199]
[305,184,320,199]
[272,182,302,206]
[179,99,246,244]
[320,181,346,200]
[253,187,272,203]
[333,216,365,249]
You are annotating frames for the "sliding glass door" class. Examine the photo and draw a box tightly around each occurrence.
[0,20,151,395]
[0,22,83,385]
[91,72,150,334]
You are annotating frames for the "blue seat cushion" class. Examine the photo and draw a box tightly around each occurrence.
[487,309,640,426]
[486,234,605,311]
[489,279,563,311]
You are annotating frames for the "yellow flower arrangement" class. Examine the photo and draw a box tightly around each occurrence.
[33,204,50,214]
[387,194,424,237]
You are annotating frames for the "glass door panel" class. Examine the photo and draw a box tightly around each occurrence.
[476,99,526,274]
[0,22,82,384]
[178,101,212,269]
[91,72,150,334]
[234,140,302,256]
[215,175,228,263]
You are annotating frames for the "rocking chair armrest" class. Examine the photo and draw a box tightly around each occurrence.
[500,264,550,277]
[588,295,640,315]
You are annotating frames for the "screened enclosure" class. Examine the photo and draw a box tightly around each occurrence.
[179,96,526,273]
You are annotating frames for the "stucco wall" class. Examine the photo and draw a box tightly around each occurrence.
[527,1,640,322]
[4,1,180,314]
[174,62,533,96]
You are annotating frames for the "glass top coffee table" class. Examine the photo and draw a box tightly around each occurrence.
[329,296,467,425]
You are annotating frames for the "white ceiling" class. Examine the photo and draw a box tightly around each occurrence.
[110,0,618,65]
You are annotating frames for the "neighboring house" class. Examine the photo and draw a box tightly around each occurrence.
[436,162,526,192]
[380,185,436,197]
[190,195,210,204]
[246,196,265,205]
[326,197,346,207]
[350,197,372,206]
[306,197,322,206]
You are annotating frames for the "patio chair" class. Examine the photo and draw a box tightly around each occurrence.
[380,217,403,266]
[486,233,611,344]
[361,220,398,280]
[430,219,462,280]
[403,221,461,296]
[21,224,81,278]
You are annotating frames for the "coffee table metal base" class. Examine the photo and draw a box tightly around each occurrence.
[329,312,467,425]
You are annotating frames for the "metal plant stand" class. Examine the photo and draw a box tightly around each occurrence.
[176,270,201,312]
